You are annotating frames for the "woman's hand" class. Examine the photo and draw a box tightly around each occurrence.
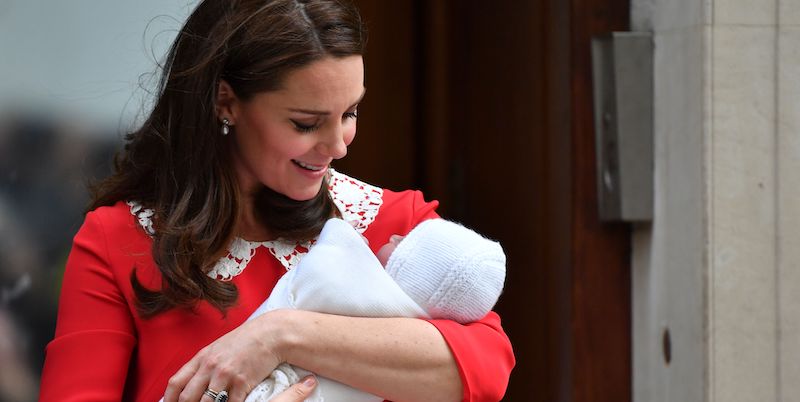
[163,311,291,402]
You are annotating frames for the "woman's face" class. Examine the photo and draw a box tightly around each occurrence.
[223,55,365,201]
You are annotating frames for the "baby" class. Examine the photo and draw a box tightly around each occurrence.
[244,218,506,402]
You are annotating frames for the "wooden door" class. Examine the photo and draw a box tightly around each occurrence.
[339,1,631,401]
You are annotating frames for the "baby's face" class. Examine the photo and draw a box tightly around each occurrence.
[376,234,404,266]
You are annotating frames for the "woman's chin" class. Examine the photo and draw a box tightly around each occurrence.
[280,185,325,202]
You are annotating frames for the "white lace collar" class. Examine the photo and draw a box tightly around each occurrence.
[127,169,384,280]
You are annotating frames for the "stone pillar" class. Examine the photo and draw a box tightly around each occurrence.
[631,1,799,401]
[777,2,800,401]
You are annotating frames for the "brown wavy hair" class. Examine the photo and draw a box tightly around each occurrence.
[89,0,366,317]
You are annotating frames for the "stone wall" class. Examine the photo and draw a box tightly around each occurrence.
[632,1,799,401]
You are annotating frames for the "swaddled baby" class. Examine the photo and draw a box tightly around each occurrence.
[245,218,506,402]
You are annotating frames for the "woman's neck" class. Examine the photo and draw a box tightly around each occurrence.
[236,195,274,242]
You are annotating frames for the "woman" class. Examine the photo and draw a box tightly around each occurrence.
[39,1,514,401]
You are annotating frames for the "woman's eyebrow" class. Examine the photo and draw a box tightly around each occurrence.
[287,88,366,115]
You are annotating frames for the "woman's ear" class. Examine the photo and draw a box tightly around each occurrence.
[215,80,239,122]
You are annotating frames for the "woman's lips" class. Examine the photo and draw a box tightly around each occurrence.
[292,159,326,171]
[292,159,328,177]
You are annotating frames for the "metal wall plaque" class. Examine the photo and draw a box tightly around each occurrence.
[591,32,653,222]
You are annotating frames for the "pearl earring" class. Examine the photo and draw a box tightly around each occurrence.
[221,118,231,136]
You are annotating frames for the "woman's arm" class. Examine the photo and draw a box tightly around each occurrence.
[164,309,462,402]
[277,310,463,402]
[280,310,515,402]
[40,210,137,402]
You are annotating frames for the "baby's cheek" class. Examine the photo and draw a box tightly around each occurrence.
[376,242,397,267]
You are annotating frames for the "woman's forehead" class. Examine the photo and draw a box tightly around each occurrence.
[283,56,363,95]
[256,56,365,110]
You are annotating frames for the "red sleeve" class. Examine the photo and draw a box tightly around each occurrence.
[363,189,440,254]
[427,312,515,402]
[40,210,137,402]
[407,189,440,223]
[372,190,515,401]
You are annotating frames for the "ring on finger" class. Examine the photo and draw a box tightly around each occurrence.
[204,388,229,402]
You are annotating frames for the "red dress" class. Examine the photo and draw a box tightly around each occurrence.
[40,172,515,402]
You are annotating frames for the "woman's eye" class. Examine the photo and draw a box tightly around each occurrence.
[291,120,319,133]
[343,110,358,120]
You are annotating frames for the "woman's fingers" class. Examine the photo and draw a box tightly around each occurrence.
[164,355,201,402]
[270,376,317,402]
[201,367,250,402]
[167,350,252,402]
[180,363,213,401]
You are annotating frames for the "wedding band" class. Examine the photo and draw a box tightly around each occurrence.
[204,388,229,402]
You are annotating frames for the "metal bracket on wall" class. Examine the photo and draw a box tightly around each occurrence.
[591,32,654,222]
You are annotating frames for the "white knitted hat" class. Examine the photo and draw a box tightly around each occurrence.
[384,219,506,324]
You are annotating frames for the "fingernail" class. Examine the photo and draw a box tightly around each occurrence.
[302,376,316,387]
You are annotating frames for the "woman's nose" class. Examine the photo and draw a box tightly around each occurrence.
[318,125,348,159]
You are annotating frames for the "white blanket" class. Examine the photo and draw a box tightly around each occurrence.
[244,218,430,402]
